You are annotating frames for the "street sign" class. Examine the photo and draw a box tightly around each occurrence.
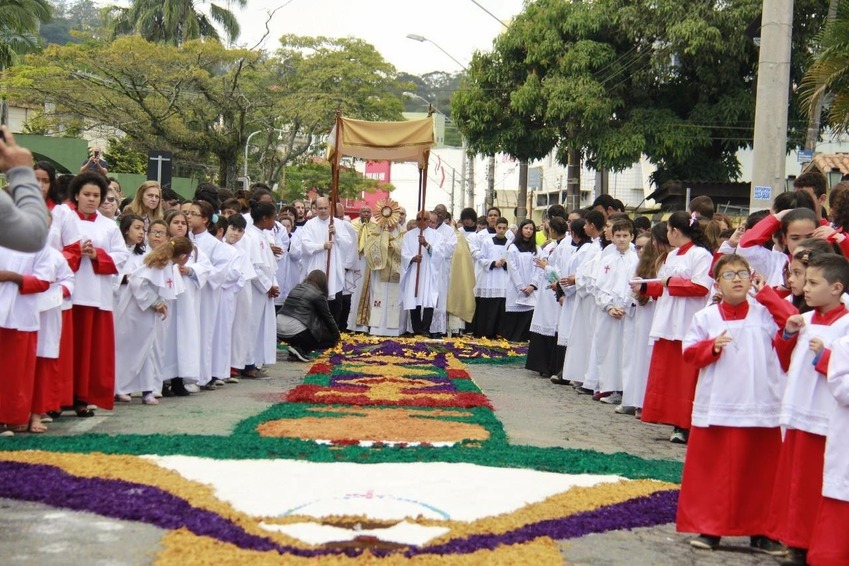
[797,150,813,163]
[147,151,173,188]
[753,185,772,200]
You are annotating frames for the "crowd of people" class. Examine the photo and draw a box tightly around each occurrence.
[1,127,849,564]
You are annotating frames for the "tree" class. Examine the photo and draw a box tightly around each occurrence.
[282,161,389,202]
[246,35,406,185]
[103,0,245,46]
[0,0,52,68]
[800,0,849,136]
[453,0,831,195]
[103,136,147,174]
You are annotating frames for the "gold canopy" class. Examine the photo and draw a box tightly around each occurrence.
[327,116,435,168]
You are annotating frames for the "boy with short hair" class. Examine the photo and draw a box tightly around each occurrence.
[592,219,638,402]
[769,253,849,565]
[678,254,786,554]
[472,217,510,338]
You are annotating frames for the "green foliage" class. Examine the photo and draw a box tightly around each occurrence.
[40,0,105,45]
[0,0,52,68]
[103,136,147,174]
[282,161,384,202]
[102,0,246,46]
[453,0,831,186]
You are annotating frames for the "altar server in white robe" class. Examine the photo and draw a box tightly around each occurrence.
[298,197,351,324]
[593,219,639,399]
[188,200,239,388]
[211,214,249,384]
[246,202,280,369]
[429,205,458,336]
[472,217,511,338]
[160,211,210,395]
[114,237,190,404]
[230,218,258,375]
[401,211,445,336]
[677,254,786,553]
[552,219,594,355]
[500,219,540,342]
[810,331,849,565]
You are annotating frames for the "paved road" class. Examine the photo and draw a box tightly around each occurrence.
[0,350,783,565]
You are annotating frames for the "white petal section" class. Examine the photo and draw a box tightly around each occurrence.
[143,456,623,522]
[259,520,450,546]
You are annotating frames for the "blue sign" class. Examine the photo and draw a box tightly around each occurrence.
[798,150,814,163]
[753,185,772,200]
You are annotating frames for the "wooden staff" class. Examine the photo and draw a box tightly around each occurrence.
[414,150,431,297]
[327,110,342,276]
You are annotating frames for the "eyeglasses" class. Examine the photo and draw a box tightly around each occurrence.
[186,211,202,217]
[720,270,752,281]
[104,197,117,203]
[148,230,167,237]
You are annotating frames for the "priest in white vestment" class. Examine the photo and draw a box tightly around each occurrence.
[400,212,445,336]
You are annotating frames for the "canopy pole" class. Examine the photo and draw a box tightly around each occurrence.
[327,109,342,277]
[414,151,431,298]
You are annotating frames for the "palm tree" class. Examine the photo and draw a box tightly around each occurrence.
[0,0,52,69]
[104,0,245,46]
[800,0,849,134]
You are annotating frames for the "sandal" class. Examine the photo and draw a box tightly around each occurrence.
[74,407,95,418]
[27,421,47,434]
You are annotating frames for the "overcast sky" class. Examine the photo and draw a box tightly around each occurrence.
[236,0,525,75]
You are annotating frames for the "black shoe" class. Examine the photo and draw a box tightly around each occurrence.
[46,410,62,419]
[750,536,787,556]
[170,378,191,397]
[690,534,720,550]
[575,386,594,395]
[670,427,689,444]
[288,345,309,362]
[780,547,807,565]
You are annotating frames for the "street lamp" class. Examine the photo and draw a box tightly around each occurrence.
[243,128,287,184]
[405,34,468,71]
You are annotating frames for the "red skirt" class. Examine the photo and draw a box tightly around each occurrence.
[641,339,698,429]
[676,425,782,536]
[32,357,59,415]
[808,497,849,566]
[56,308,75,409]
[0,328,37,426]
[767,429,827,549]
[72,306,115,411]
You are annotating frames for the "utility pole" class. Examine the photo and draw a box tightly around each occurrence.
[566,147,581,212]
[516,160,528,221]
[460,147,467,209]
[749,0,795,210]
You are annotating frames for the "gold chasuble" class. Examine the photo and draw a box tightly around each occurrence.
[447,229,476,324]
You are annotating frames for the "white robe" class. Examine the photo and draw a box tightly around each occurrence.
[230,236,258,370]
[298,216,351,297]
[593,247,640,392]
[475,236,510,298]
[780,310,849,436]
[400,227,444,310]
[247,225,279,366]
[73,213,128,312]
[505,243,540,312]
[211,242,246,379]
[430,223,458,333]
[648,244,714,343]
[161,249,210,383]
[114,260,181,395]
[823,335,849,502]
[36,248,75,359]
[271,220,290,306]
[562,240,602,382]
[556,241,597,347]
[683,300,783,428]
[529,240,562,336]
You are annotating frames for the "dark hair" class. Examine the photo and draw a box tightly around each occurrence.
[221,198,242,213]
[584,210,605,231]
[250,187,274,203]
[162,188,182,203]
[592,194,616,210]
[570,218,588,244]
[460,207,477,222]
[512,219,537,254]
[611,219,635,236]
[780,208,819,238]
[34,161,62,204]
[794,170,828,198]
[56,174,74,203]
[476,217,488,228]
[228,213,247,230]
[745,209,771,230]
[633,216,651,232]
[487,206,502,216]
[251,201,276,222]
[774,190,816,213]
[120,214,146,255]
[829,181,849,231]
[612,199,625,212]
[305,269,329,296]
[546,204,567,220]
[807,253,849,293]
[718,227,735,240]
[280,204,297,219]
[548,216,568,237]
[667,211,711,250]
[194,182,221,212]
[636,222,670,279]
[495,216,509,226]
[713,254,751,280]
[688,195,715,220]
[119,196,133,212]
[69,172,108,206]
[192,200,215,227]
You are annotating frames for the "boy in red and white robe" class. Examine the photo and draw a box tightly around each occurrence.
[0,245,54,434]
[677,254,785,554]
[808,333,849,566]
[769,254,849,565]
